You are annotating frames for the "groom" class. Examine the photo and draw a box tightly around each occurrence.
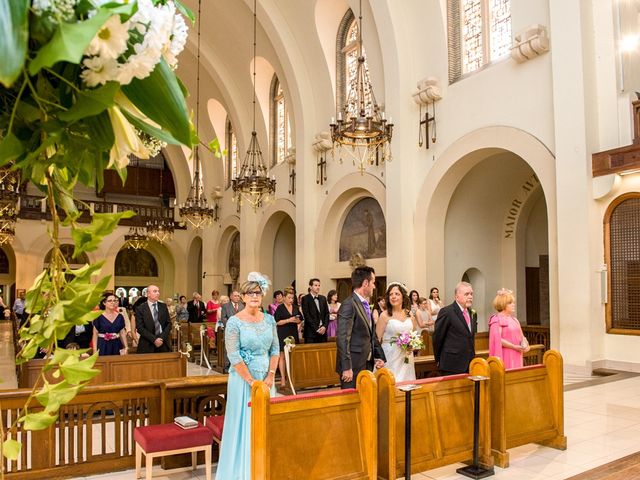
[336,266,386,389]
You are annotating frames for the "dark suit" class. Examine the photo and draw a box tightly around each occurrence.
[432,302,477,374]
[220,301,244,328]
[135,301,171,353]
[335,293,386,388]
[118,296,130,310]
[187,300,206,323]
[301,293,329,343]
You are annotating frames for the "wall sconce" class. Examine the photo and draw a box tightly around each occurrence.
[313,132,332,185]
[211,186,223,222]
[510,25,549,63]
[412,77,442,149]
[285,148,296,195]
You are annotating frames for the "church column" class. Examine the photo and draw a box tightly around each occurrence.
[548,0,601,372]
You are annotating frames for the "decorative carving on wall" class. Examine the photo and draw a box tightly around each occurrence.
[412,77,441,149]
[339,197,386,262]
[503,174,541,239]
[313,132,332,185]
[286,148,296,195]
[511,25,549,63]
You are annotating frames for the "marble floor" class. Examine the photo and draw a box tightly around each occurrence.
[3,330,638,480]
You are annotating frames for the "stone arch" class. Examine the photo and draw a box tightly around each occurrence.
[461,267,487,330]
[316,172,386,280]
[187,236,203,296]
[415,126,556,333]
[215,216,241,292]
[256,199,296,290]
[0,245,16,305]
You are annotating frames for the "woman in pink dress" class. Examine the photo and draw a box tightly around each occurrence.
[488,289,530,369]
[326,290,340,338]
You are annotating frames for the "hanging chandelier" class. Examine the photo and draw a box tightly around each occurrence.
[329,0,393,174]
[146,217,174,243]
[0,168,19,245]
[124,226,149,250]
[232,0,276,211]
[178,0,215,228]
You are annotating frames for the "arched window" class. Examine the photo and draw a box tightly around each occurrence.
[225,117,237,189]
[115,249,158,277]
[270,75,291,166]
[605,194,640,334]
[447,0,511,83]
[336,9,372,114]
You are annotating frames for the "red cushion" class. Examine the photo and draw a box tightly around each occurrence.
[205,415,224,440]
[134,423,213,453]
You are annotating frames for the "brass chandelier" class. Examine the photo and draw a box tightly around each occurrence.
[178,0,215,228]
[124,226,149,250]
[329,0,393,174]
[0,168,19,245]
[146,217,174,243]
[232,0,276,211]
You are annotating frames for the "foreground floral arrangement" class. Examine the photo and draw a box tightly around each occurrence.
[0,0,194,465]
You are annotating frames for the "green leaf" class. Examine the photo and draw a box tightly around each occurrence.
[0,133,25,166]
[20,411,58,431]
[121,59,193,146]
[28,9,112,76]
[122,110,181,145]
[0,0,29,87]
[71,211,134,256]
[59,352,100,385]
[2,438,22,460]
[84,111,115,150]
[58,82,120,122]
[174,0,195,23]
[36,380,82,410]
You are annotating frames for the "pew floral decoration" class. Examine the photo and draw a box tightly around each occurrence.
[390,330,425,363]
[179,342,193,359]
[283,336,296,346]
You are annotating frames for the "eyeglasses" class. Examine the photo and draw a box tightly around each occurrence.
[245,291,263,297]
[105,299,118,303]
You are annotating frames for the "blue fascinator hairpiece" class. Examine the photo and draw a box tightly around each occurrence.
[247,271,271,295]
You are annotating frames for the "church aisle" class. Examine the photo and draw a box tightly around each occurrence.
[0,321,18,390]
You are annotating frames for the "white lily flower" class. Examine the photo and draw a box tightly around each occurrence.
[107,106,149,170]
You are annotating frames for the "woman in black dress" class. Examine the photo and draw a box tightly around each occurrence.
[273,286,301,388]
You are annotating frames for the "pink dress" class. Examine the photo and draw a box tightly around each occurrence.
[327,303,340,337]
[488,313,525,369]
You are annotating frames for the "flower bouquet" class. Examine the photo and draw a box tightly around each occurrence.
[390,330,425,363]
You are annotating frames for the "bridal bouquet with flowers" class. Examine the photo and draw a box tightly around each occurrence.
[390,330,425,363]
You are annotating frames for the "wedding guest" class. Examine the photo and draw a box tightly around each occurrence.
[135,285,171,354]
[268,290,284,316]
[326,289,340,338]
[489,288,530,369]
[206,290,221,324]
[217,272,279,479]
[166,297,177,323]
[273,286,301,388]
[375,282,417,382]
[13,290,27,326]
[219,295,230,306]
[372,296,386,324]
[176,295,189,322]
[219,290,245,373]
[187,292,206,323]
[301,278,329,343]
[409,290,420,317]
[427,287,443,324]
[92,293,127,356]
[416,297,434,333]
[432,282,476,375]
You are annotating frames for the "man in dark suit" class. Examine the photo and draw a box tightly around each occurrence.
[187,292,206,323]
[135,285,171,353]
[117,290,130,309]
[432,281,477,375]
[335,266,386,389]
[301,278,329,343]
[219,290,244,373]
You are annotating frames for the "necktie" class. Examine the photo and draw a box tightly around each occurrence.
[152,303,161,335]
[362,300,371,321]
[463,309,471,331]
[314,296,320,312]
[233,303,238,312]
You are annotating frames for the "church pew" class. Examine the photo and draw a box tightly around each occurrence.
[417,331,489,356]
[376,359,493,479]
[487,349,566,468]
[251,370,378,479]
[287,341,341,390]
[18,351,186,388]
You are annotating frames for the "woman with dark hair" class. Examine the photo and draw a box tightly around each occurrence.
[268,290,284,316]
[372,296,386,324]
[176,295,189,322]
[427,287,443,324]
[409,289,420,317]
[375,283,417,381]
[326,289,340,338]
[92,293,128,356]
[273,286,301,387]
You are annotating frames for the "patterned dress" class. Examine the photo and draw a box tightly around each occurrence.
[93,313,125,356]
[216,314,279,480]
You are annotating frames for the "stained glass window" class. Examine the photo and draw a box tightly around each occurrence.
[271,76,291,165]
[337,10,372,115]
[449,0,511,80]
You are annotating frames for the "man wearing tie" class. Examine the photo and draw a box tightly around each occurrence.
[432,281,477,375]
[301,278,329,343]
[336,266,386,389]
[219,290,244,373]
[187,292,206,323]
[135,285,171,353]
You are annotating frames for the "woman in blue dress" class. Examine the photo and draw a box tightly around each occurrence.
[92,293,128,356]
[216,272,279,480]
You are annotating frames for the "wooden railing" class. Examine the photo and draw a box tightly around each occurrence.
[0,376,227,479]
[522,326,550,351]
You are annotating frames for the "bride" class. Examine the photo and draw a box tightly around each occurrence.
[375,282,418,382]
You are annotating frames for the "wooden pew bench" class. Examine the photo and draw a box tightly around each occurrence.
[251,370,377,479]
[286,341,341,391]
[488,349,566,467]
[376,359,493,479]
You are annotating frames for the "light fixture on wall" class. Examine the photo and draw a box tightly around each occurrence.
[124,226,149,250]
[178,0,215,229]
[232,0,276,210]
[329,0,393,174]
[0,168,19,245]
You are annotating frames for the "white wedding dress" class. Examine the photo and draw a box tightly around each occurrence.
[381,317,416,382]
